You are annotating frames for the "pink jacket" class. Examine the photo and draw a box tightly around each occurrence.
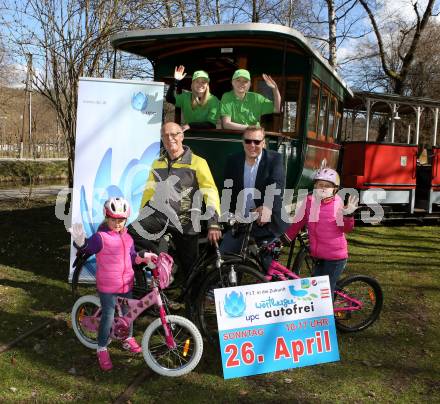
[284,194,354,260]
[79,226,136,294]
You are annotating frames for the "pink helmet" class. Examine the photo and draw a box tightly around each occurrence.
[314,168,340,186]
[103,197,130,219]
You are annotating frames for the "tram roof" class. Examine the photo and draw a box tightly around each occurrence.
[346,91,440,113]
[111,23,352,96]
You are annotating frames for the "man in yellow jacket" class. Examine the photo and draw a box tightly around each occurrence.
[128,122,221,278]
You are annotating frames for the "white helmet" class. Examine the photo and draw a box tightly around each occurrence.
[103,197,130,219]
[314,168,340,187]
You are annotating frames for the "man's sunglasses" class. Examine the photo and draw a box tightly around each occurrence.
[243,138,264,145]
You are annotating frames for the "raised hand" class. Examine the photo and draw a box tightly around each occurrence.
[181,123,190,132]
[68,223,86,247]
[174,65,187,81]
[342,195,359,215]
[262,74,277,89]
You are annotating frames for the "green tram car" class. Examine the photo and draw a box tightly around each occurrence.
[111,23,352,198]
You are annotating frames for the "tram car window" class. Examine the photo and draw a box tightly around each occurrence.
[327,96,336,143]
[334,100,343,142]
[254,76,302,136]
[307,81,320,138]
[318,88,330,141]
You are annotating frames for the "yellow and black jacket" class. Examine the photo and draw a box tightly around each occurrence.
[141,146,221,233]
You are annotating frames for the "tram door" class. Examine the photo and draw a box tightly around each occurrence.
[415,146,440,213]
[415,146,432,211]
[429,146,440,212]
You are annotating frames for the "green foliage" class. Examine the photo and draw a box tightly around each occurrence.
[0,159,68,183]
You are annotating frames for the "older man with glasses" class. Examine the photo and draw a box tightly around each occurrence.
[220,125,287,269]
[128,122,222,280]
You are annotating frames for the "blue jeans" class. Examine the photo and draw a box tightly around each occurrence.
[220,225,276,271]
[312,259,347,295]
[98,291,132,348]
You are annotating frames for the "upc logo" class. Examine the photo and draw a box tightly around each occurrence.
[224,291,246,318]
[131,92,149,112]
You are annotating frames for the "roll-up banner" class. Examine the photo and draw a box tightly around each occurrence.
[69,77,164,282]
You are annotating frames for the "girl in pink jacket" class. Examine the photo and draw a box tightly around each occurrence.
[69,197,156,371]
[283,168,358,294]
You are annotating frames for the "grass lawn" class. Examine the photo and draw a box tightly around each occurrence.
[0,197,439,403]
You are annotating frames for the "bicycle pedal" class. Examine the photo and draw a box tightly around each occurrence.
[169,302,184,311]
[165,298,184,311]
[335,311,351,320]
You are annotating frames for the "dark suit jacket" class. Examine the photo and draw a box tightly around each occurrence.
[223,148,287,236]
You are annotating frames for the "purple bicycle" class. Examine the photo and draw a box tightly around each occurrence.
[71,253,203,377]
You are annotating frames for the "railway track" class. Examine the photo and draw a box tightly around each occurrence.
[355,206,440,225]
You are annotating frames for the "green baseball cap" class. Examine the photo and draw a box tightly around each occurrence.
[192,70,210,82]
[232,69,251,81]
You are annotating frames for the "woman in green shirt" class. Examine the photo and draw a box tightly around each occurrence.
[166,66,219,130]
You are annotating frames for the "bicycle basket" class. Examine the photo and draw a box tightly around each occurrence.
[156,252,174,289]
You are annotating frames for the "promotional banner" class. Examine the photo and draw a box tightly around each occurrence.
[214,276,340,379]
[69,77,164,281]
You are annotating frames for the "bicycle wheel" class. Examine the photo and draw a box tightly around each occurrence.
[334,275,383,333]
[292,247,314,277]
[71,295,101,349]
[142,315,203,377]
[195,262,267,344]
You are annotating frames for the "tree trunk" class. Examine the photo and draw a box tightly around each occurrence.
[164,0,174,27]
[326,0,337,67]
[215,0,221,23]
[195,0,201,25]
[252,0,258,22]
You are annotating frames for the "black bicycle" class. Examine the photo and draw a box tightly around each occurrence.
[190,219,270,344]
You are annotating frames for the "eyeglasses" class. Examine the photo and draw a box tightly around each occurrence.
[162,132,183,139]
[243,138,263,145]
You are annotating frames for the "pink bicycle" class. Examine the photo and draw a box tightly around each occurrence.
[265,241,383,333]
[71,253,203,377]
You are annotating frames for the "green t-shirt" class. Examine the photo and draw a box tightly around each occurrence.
[220,91,274,125]
[175,91,219,125]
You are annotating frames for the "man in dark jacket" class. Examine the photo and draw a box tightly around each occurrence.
[220,125,287,265]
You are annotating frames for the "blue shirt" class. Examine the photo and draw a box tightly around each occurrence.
[243,152,262,216]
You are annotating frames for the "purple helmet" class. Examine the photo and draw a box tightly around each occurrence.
[314,168,340,186]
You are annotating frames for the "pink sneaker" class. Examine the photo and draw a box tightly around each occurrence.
[122,337,142,353]
[97,349,113,371]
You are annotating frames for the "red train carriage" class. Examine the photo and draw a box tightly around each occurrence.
[341,91,440,216]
